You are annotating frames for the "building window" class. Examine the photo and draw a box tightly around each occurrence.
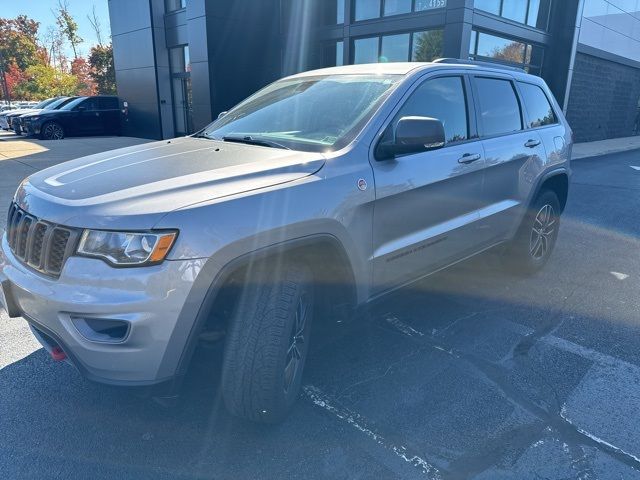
[353,0,447,22]
[165,0,186,13]
[323,40,344,67]
[381,33,410,62]
[353,37,379,63]
[355,0,381,21]
[353,29,443,64]
[169,46,193,136]
[469,30,544,75]
[384,0,412,17]
[324,0,346,24]
[412,30,444,61]
[475,0,552,31]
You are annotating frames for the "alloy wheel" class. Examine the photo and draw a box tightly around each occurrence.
[284,293,309,393]
[44,123,63,140]
[529,204,556,260]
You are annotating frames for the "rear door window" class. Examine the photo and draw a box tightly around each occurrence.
[517,82,557,128]
[81,98,100,111]
[98,97,119,110]
[474,77,522,137]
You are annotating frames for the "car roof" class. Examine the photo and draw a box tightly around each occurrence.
[287,60,542,83]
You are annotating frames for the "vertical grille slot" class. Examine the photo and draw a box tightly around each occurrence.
[46,228,71,275]
[28,222,48,268]
[8,208,22,249]
[6,203,78,278]
[16,216,33,259]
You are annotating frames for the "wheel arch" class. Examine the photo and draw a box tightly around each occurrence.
[163,233,359,386]
[533,169,569,212]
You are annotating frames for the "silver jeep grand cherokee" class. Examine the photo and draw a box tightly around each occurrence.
[0,60,571,423]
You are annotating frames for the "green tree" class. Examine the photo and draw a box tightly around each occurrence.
[88,44,116,95]
[54,0,83,59]
[12,64,80,100]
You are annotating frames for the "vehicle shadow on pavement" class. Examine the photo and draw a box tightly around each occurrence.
[1,248,635,480]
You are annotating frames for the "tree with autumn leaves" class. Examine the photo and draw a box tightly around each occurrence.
[0,5,116,103]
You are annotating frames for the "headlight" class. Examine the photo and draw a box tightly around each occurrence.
[77,230,178,266]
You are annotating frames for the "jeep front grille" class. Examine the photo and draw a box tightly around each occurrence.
[6,203,80,278]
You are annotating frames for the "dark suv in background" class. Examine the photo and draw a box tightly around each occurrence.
[21,96,124,140]
[12,97,79,135]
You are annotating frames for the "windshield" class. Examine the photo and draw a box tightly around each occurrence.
[43,97,71,110]
[60,97,88,110]
[201,74,402,152]
[34,98,57,109]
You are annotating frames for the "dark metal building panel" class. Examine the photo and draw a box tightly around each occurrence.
[114,67,163,139]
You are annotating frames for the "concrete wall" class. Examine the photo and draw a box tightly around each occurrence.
[566,50,640,142]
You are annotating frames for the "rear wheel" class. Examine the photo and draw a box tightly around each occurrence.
[221,261,314,423]
[503,190,561,274]
[41,122,64,140]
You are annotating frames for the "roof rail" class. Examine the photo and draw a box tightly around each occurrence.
[432,58,526,73]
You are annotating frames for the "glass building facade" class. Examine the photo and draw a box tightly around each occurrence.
[109,0,640,142]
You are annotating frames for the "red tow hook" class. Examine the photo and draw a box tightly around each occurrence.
[51,346,67,361]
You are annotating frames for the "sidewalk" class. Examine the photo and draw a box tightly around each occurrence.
[573,135,640,160]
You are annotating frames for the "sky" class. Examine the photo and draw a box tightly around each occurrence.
[1,0,111,58]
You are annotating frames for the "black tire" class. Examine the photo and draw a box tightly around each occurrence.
[40,121,65,140]
[221,261,314,423]
[503,189,561,274]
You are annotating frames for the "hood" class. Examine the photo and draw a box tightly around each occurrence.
[6,108,38,118]
[18,108,44,118]
[17,136,325,229]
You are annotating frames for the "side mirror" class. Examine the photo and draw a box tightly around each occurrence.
[377,116,445,160]
[217,111,228,120]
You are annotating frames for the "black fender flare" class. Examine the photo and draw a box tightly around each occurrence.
[159,233,357,390]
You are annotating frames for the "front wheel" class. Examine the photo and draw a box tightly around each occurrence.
[503,190,561,274]
[221,262,314,423]
[40,122,65,140]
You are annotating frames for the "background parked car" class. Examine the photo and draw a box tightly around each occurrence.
[0,98,59,131]
[22,96,124,140]
[14,97,78,136]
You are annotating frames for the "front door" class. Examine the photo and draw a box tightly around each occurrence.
[370,74,486,294]
[75,97,102,135]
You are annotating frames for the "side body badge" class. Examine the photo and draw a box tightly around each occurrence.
[357,178,368,191]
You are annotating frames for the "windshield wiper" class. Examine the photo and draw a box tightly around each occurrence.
[222,135,291,150]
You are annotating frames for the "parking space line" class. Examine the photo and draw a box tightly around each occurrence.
[303,385,442,479]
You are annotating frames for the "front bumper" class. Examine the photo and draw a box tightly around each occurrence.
[23,121,40,136]
[0,232,205,386]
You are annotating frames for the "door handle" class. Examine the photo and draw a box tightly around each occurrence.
[525,139,541,148]
[458,153,482,164]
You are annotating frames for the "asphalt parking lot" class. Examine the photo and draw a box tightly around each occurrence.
[1,132,640,479]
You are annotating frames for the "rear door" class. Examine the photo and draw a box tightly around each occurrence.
[370,73,486,294]
[75,97,102,135]
[471,74,547,243]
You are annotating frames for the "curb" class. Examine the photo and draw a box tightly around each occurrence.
[572,145,640,161]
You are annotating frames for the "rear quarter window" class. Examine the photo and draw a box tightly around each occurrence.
[517,82,557,128]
